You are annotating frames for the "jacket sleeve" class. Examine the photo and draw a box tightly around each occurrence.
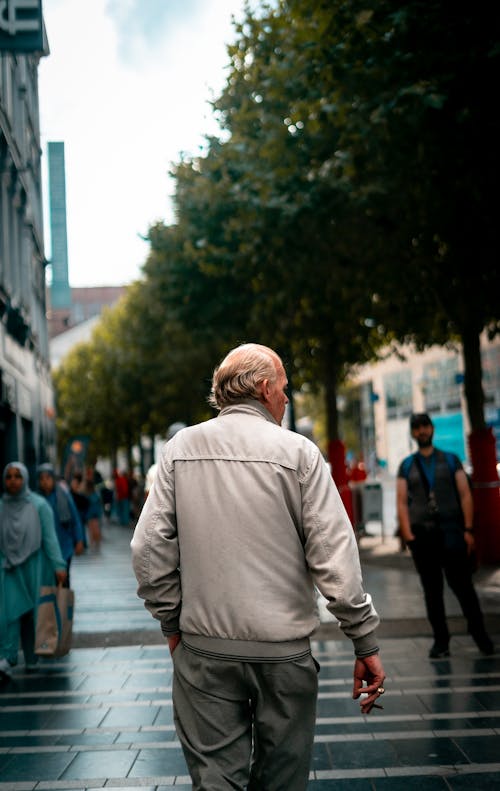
[37,496,67,573]
[130,449,181,636]
[301,449,380,656]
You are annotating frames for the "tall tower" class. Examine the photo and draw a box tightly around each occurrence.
[47,142,72,309]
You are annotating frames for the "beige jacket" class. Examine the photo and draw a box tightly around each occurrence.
[131,400,379,659]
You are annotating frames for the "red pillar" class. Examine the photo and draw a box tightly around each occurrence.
[328,439,354,525]
[468,427,500,565]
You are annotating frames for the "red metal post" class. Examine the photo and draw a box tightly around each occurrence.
[468,427,500,565]
[328,438,354,526]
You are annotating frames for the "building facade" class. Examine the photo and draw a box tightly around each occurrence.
[0,33,55,484]
[350,335,500,476]
[47,285,127,338]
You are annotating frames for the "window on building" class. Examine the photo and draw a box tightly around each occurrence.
[423,357,462,412]
[384,370,413,419]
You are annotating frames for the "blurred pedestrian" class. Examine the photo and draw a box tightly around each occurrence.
[144,424,187,502]
[100,480,113,522]
[397,412,494,658]
[113,469,130,526]
[132,343,385,791]
[127,470,142,524]
[37,464,85,587]
[0,462,67,680]
[83,477,103,550]
[143,462,157,500]
[86,463,103,489]
[69,472,89,528]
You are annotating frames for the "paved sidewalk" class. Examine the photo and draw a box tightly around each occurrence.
[0,523,499,790]
[68,525,500,647]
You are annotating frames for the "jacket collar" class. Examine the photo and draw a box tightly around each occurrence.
[218,399,279,425]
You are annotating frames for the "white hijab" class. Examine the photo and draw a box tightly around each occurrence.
[0,462,42,569]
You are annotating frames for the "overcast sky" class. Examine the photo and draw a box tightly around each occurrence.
[39,0,246,287]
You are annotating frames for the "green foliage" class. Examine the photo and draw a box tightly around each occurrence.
[208,0,499,429]
[320,0,500,346]
[54,0,499,452]
[53,283,216,462]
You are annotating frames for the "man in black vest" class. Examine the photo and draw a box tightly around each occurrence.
[397,413,494,658]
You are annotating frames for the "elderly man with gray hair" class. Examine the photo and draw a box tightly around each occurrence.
[131,342,385,791]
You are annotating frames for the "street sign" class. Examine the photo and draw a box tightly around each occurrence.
[0,0,42,53]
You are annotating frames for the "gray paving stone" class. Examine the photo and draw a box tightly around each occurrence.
[1,523,499,789]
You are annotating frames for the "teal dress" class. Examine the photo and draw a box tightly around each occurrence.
[0,492,66,666]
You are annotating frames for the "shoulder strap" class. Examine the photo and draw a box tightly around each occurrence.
[413,453,430,496]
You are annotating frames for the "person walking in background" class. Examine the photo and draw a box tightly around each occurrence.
[144,424,187,503]
[37,464,85,587]
[83,477,103,550]
[132,343,385,791]
[69,472,89,530]
[113,469,130,526]
[100,479,114,522]
[143,462,157,500]
[0,462,67,680]
[397,412,494,659]
[127,470,143,525]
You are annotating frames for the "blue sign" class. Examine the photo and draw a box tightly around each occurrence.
[432,412,465,462]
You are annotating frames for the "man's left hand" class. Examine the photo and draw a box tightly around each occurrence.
[464,531,475,556]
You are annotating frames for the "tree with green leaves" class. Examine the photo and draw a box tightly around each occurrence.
[54,0,499,543]
[150,0,499,524]
[211,0,499,428]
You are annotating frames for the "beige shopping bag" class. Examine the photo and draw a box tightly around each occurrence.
[35,585,75,658]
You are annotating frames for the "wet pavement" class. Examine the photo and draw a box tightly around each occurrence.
[1,519,500,790]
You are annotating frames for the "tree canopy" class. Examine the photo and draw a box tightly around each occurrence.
[54,0,499,473]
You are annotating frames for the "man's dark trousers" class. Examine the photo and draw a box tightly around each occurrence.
[409,524,489,649]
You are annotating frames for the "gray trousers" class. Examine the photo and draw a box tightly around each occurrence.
[172,643,318,791]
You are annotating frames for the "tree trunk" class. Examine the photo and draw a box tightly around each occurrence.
[124,433,134,472]
[138,439,146,477]
[325,360,339,443]
[462,325,486,431]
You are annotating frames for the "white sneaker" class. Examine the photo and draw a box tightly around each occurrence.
[0,658,12,677]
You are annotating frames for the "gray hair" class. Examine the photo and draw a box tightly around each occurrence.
[209,343,282,410]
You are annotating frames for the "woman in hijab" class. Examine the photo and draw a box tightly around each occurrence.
[0,462,67,680]
[38,463,85,586]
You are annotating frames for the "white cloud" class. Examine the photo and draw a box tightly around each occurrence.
[39,0,245,286]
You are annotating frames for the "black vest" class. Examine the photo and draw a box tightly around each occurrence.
[407,450,463,527]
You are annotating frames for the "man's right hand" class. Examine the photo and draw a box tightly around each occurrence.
[352,653,386,715]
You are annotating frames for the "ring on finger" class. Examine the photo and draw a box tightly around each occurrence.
[377,686,385,695]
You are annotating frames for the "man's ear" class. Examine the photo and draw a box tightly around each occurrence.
[259,378,270,403]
